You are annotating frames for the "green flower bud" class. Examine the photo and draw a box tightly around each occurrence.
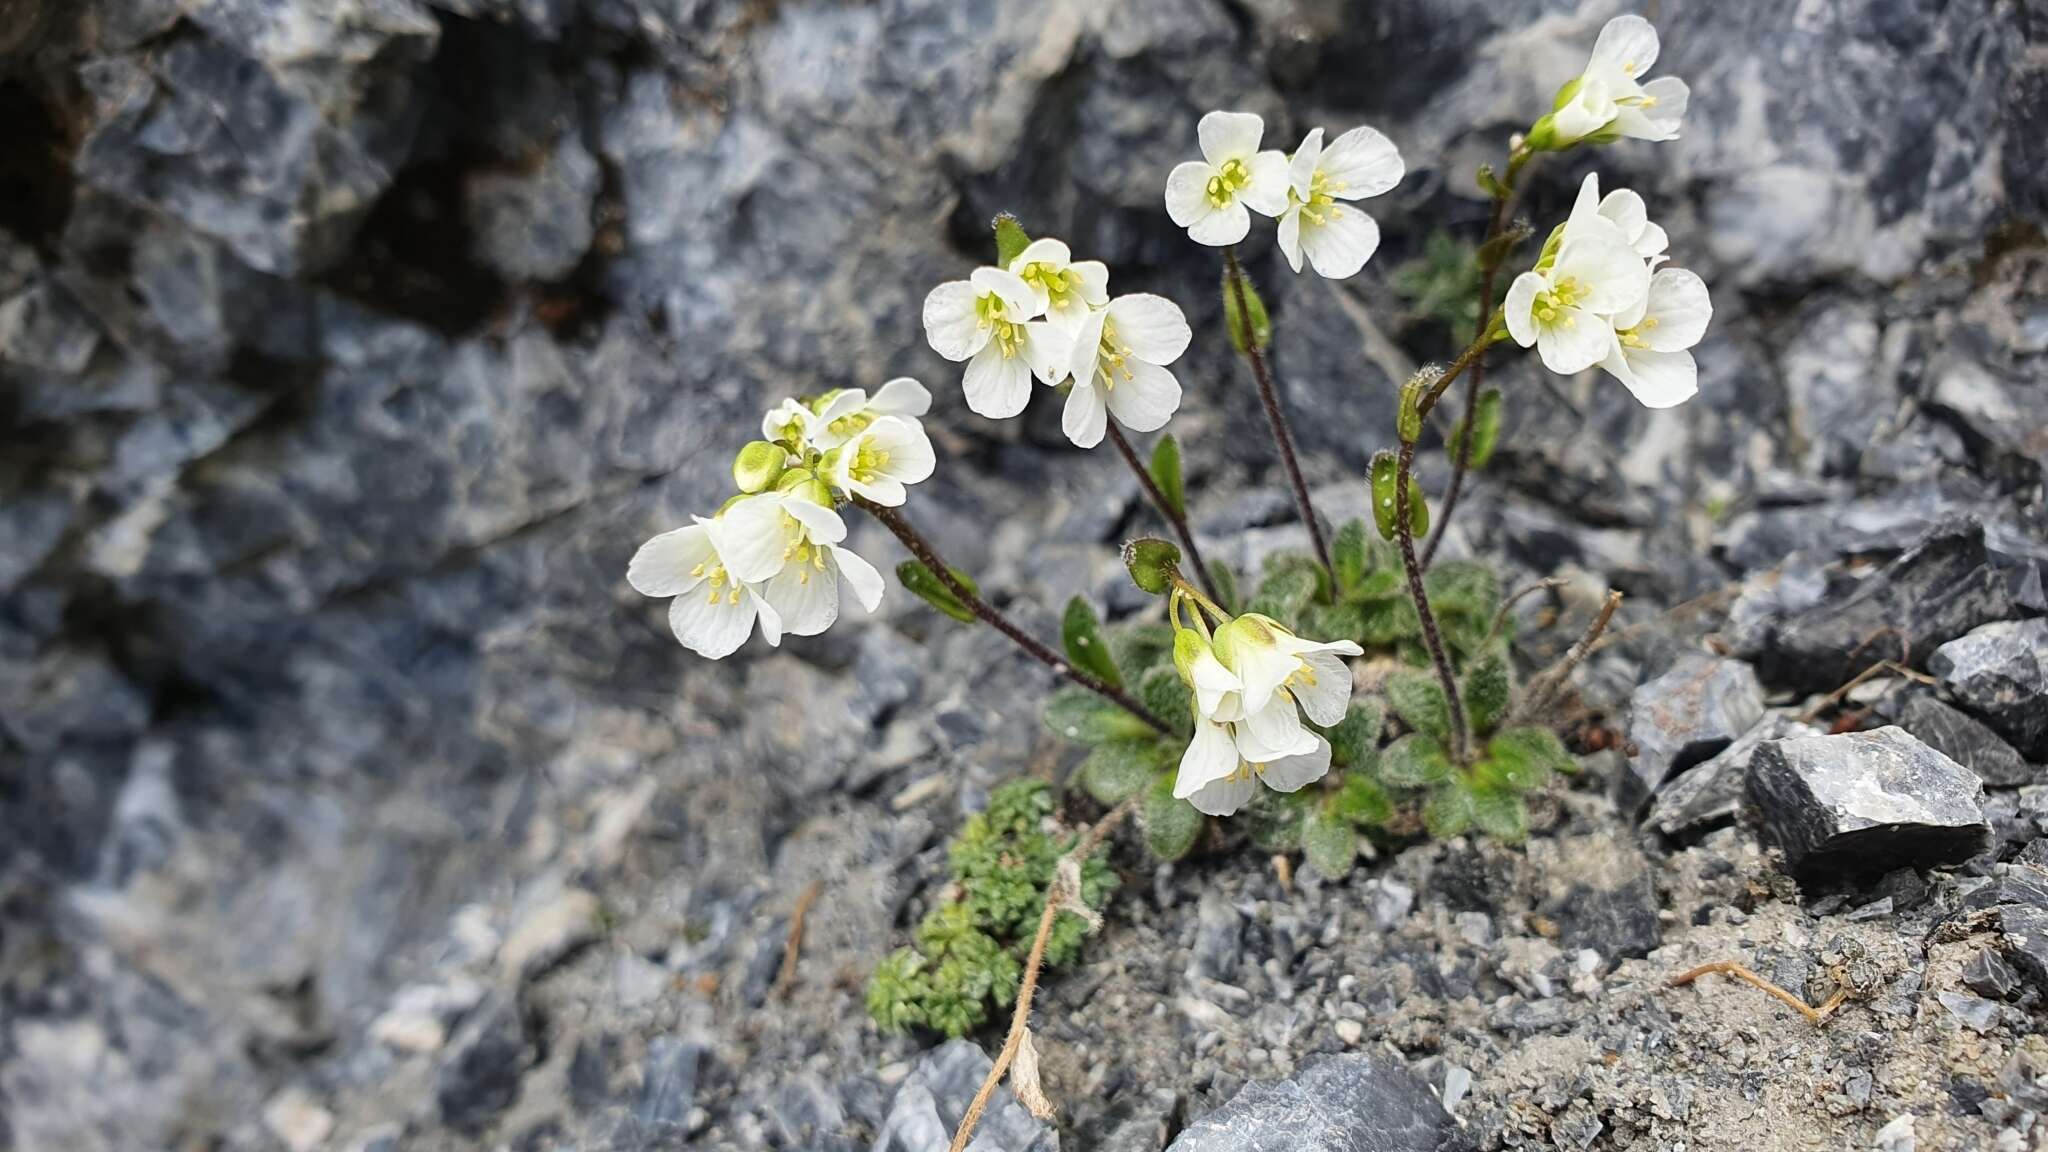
[1522,113,1561,153]
[1121,537,1182,596]
[807,388,845,416]
[993,213,1032,268]
[774,467,833,506]
[1549,75,1586,113]
[733,440,789,493]
[1172,627,1208,685]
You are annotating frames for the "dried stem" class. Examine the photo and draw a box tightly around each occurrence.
[1106,424,1223,607]
[1488,577,1566,645]
[1394,440,1468,764]
[858,498,1171,735]
[948,798,1136,1152]
[1223,245,1332,589]
[772,880,821,1000]
[1669,961,1849,1027]
[1513,589,1622,724]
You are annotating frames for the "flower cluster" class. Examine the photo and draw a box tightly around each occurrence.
[627,381,937,658]
[1164,110,1405,280]
[1542,15,1689,148]
[922,238,1192,449]
[1505,173,1712,407]
[1172,610,1363,816]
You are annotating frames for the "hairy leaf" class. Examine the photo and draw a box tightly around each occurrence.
[1385,669,1453,745]
[1062,596,1124,690]
[1142,771,1202,861]
[896,560,978,623]
[1378,732,1454,788]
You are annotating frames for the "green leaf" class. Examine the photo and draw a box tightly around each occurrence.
[1424,561,1500,618]
[1042,687,1155,744]
[1137,664,1193,737]
[1332,519,1368,592]
[1385,669,1452,744]
[1243,788,1311,852]
[1378,732,1453,788]
[1346,567,1405,604]
[1208,560,1240,616]
[1303,805,1358,879]
[1221,267,1271,353]
[1423,784,1475,839]
[1450,389,1504,470]
[1359,597,1421,646]
[1331,772,1394,828]
[1121,537,1181,595]
[1110,619,1175,675]
[993,213,1031,267]
[1142,771,1202,861]
[1299,602,1367,649]
[1062,596,1124,690]
[896,560,978,623]
[1370,452,1400,541]
[1487,726,1575,790]
[1078,739,1168,806]
[1471,787,1529,843]
[1250,565,1319,627]
[1150,434,1186,519]
[1322,700,1384,771]
[1461,647,1511,739]
[866,948,930,1034]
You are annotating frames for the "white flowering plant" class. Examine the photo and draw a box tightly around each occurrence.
[628,13,1708,1096]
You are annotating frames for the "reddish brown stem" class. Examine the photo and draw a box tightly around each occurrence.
[1223,245,1332,590]
[1106,424,1223,607]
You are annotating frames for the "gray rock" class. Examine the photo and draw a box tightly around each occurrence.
[1621,653,1766,813]
[873,1041,1055,1152]
[1746,727,1993,878]
[1929,619,2048,759]
[1166,1054,1448,1152]
[634,1035,705,1129]
[1937,990,2001,1035]
[1961,948,2020,1000]
[465,135,601,282]
[1888,692,2037,788]
[437,996,530,1136]
[1650,714,1823,837]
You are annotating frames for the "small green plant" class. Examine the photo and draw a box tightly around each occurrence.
[1391,230,1484,337]
[865,779,1115,1037]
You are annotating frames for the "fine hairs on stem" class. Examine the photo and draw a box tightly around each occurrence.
[1223,245,1334,589]
[856,496,1173,736]
[1106,424,1224,607]
[1393,439,1469,763]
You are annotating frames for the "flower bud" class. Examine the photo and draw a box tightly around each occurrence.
[1521,113,1561,154]
[993,213,1032,268]
[774,467,833,506]
[1121,537,1182,595]
[1172,627,1208,685]
[1549,76,1586,113]
[733,440,789,493]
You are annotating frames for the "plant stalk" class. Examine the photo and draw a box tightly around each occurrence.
[1105,424,1223,607]
[1223,245,1333,590]
[857,497,1172,735]
[1394,440,1468,763]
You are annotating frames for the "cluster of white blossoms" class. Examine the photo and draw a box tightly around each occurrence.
[627,381,937,658]
[1546,15,1689,146]
[1171,613,1363,816]
[1505,173,1712,407]
[1164,110,1405,280]
[921,238,1192,449]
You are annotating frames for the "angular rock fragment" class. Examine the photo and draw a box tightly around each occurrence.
[1621,652,1766,813]
[1746,727,1992,878]
[1886,691,2037,787]
[1929,619,2048,759]
[1650,713,1821,836]
[1166,1054,1447,1152]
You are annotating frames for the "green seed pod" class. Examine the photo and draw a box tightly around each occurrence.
[1121,537,1182,596]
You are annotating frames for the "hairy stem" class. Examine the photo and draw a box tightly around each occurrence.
[1223,245,1332,590]
[1512,588,1623,725]
[858,497,1172,735]
[1394,440,1468,763]
[1106,424,1223,607]
[949,798,1136,1152]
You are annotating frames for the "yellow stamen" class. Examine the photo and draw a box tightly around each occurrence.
[1205,157,1251,209]
[1094,318,1136,391]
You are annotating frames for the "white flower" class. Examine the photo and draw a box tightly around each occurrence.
[1504,233,1650,375]
[1553,15,1689,144]
[1176,714,1332,817]
[1276,125,1404,279]
[1562,173,1667,263]
[805,378,932,450]
[1061,294,1190,448]
[1170,616,1359,817]
[761,397,815,447]
[826,415,935,506]
[1007,238,1110,334]
[1164,111,1291,246]
[1209,613,1360,725]
[923,268,1072,419]
[627,515,783,659]
[716,490,885,639]
[1600,267,1712,408]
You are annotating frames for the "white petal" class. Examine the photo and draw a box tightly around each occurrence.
[846,473,905,506]
[971,266,1039,321]
[1504,272,1543,348]
[1023,321,1074,385]
[1277,208,1304,273]
[1105,359,1181,433]
[1009,237,1071,276]
[1624,76,1690,141]
[1190,647,1244,721]
[782,496,848,544]
[922,280,987,361]
[1316,125,1403,200]
[1632,219,1670,261]
[668,583,758,659]
[1641,268,1712,351]
[1174,720,1241,797]
[761,399,811,444]
[627,524,713,597]
[762,561,839,637]
[1257,736,1331,793]
[1618,348,1698,408]
[1290,650,1353,727]
[750,586,783,648]
[1552,83,1617,142]
[1066,309,1108,386]
[870,377,931,417]
[1234,697,1318,763]
[1564,172,1603,242]
[1186,770,1256,817]
[1165,161,1218,228]
[1597,188,1648,245]
[1186,199,1251,247]
[1555,237,1649,314]
[1536,306,1614,375]
[709,495,790,583]
[962,342,1033,418]
[1240,150,1292,217]
[1071,261,1110,307]
[1107,294,1191,365]
[871,417,936,483]
[1061,379,1108,448]
[1286,127,1324,198]
[1198,110,1264,164]
[1589,14,1660,84]
[1300,205,1380,279]
[831,545,885,612]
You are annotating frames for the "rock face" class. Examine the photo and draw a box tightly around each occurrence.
[1930,619,2048,759]
[1164,1054,1448,1152]
[1621,653,1766,814]
[1746,727,1993,879]
[1887,692,2037,789]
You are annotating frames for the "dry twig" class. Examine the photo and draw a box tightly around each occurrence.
[1512,589,1622,724]
[1668,961,1850,1026]
[773,880,822,1000]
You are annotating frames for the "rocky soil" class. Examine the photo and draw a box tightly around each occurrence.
[2,1,2046,1151]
